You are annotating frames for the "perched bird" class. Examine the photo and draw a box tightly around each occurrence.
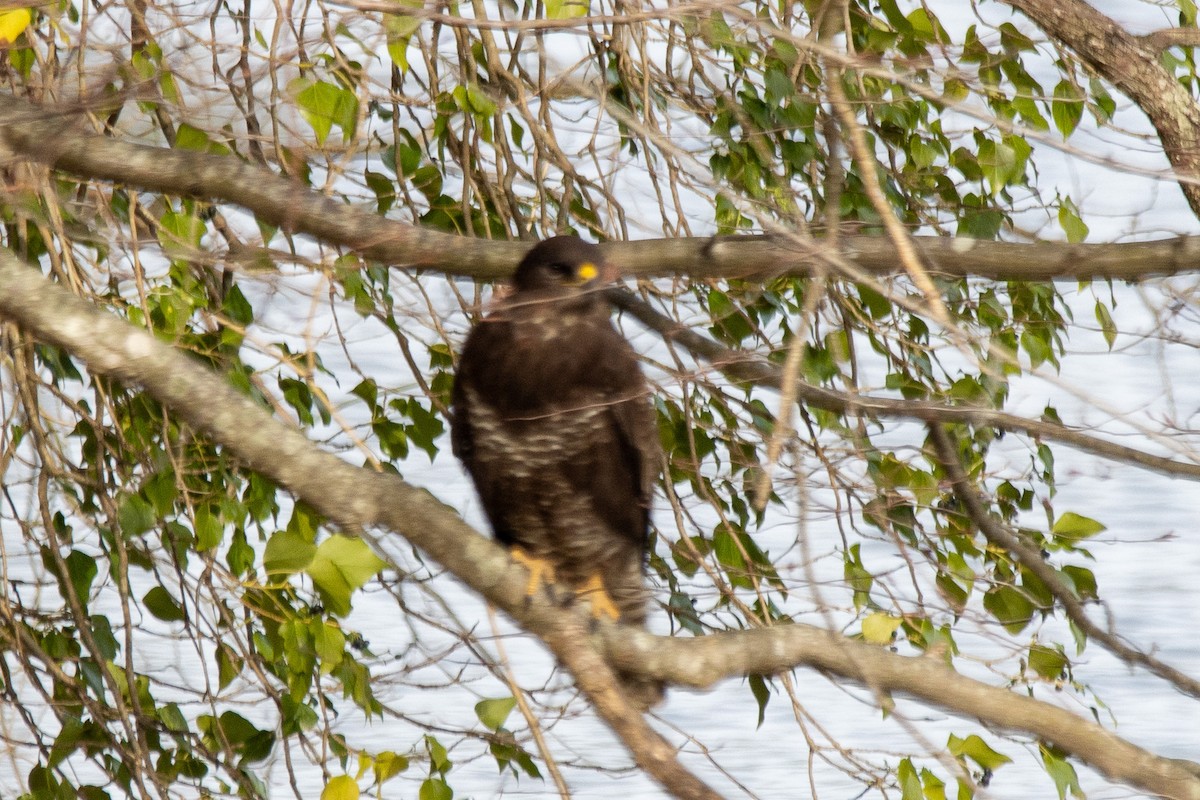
[450,236,663,709]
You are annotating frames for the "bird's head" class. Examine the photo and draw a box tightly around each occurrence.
[511,237,615,301]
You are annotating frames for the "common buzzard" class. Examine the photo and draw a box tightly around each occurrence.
[450,236,663,708]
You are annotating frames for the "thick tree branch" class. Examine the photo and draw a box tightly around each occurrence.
[601,623,1200,800]
[1003,0,1200,218]
[2,248,1199,800]
[0,249,719,800]
[4,94,1200,281]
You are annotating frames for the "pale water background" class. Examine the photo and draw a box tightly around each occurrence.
[1,1,1198,798]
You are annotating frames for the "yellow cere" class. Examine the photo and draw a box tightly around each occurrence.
[577,262,598,281]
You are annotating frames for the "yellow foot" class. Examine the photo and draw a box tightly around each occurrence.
[510,547,556,599]
[577,572,620,622]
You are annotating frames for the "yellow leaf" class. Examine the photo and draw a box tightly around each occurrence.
[321,775,360,800]
[861,612,902,645]
[0,8,32,45]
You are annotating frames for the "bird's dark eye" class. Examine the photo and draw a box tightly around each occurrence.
[549,262,574,277]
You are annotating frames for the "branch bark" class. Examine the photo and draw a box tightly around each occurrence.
[1003,0,1200,218]
[600,623,1200,800]
[4,94,1200,281]
[1,246,1198,800]
[1140,27,1200,51]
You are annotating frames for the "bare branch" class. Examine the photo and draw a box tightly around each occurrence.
[603,623,1200,800]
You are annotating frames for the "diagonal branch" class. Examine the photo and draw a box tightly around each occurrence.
[598,622,1200,800]
[606,288,1200,481]
[2,240,1199,800]
[927,423,1200,698]
[0,248,720,800]
[1003,0,1200,218]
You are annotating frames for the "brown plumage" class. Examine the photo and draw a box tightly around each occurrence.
[450,236,663,709]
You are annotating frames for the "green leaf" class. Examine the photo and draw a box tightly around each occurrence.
[1051,512,1106,542]
[464,85,496,116]
[89,615,118,660]
[311,620,346,674]
[977,138,1017,194]
[947,733,1012,771]
[906,8,948,43]
[419,778,453,800]
[982,585,1035,633]
[1093,300,1116,349]
[321,775,359,800]
[763,67,794,104]
[222,283,254,326]
[1028,643,1068,681]
[158,702,189,733]
[291,78,359,145]
[1089,77,1116,120]
[143,470,178,515]
[898,758,923,800]
[206,711,257,744]
[305,535,387,616]
[1061,565,1098,602]
[175,123,231,155]
[920,767,948,800]
[1058,203,1089,244]
[158,207,207,254]
[365,170,397,214]
[425,734,453,774]
[350,378,379,410]
[936,573,969,615]
[143,586,186,622]
[474,697,516,731]
[856,283,893,319]
[117,494,157,537]
[1020,327,1053,369]
[861,612,902,645]
[748,673,770,729]
[217,642,244,689]
[65,549,98,605]
[264,529,318,576]
[48,715,88,769]
[373,751,409,783]
[1040,743,1083,800]
[1051,80,1084,139]
[194,505,223,551]
[544,0,588,18]
[383,0,423,71]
